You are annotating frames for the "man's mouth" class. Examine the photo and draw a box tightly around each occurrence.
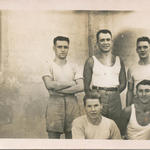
[90,112,97,115]
[103,46,110,49]
[140,52,146,55]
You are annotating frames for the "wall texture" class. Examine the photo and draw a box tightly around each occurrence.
[0,10,88,138]
[1,10,150,138]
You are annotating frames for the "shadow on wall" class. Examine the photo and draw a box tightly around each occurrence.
[113,28,150,68]
[0,81,18,126]
[0,75,48,138]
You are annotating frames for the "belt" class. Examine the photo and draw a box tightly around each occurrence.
[92,86,118,91]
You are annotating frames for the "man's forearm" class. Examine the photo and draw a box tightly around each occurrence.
[126,90,134,106]
[50,81,74,90]
[57,85,83,94]
[42,75,75,91]
[57,79,84,94]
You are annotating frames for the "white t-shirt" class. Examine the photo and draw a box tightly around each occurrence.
[129,63,150,94]
[72,115,121,139]
[46,60,82,82]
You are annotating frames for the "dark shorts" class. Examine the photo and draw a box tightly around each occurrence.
[45,94,80,133]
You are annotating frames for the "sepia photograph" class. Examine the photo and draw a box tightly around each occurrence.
[0,0,150,149]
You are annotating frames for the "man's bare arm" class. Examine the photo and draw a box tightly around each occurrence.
[118,58,126,93]
[56,78,84,94]
[83,57,94,95]
[126,69,134,106]
[120,106,131,136]
[42,75,75,91]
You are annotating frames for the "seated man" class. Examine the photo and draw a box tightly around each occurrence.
[72,93,121,139]
[121,80,150,140]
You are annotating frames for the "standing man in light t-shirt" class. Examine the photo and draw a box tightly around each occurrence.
[42,36,83,139]
[126,36,150,106]
[83,29,126,129]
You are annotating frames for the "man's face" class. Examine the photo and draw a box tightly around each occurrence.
[54,40,69,59]
[136,41,150,59]
[85,98,102,119]
[97,33,112,53]
[137,84,150,104]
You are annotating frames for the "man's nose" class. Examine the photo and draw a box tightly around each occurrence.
[91,106,95,111]
[140,47,145,52]
[142,91,146,96]
[61,47,65,51]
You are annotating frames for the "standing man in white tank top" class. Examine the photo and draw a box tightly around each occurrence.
[126,36,150,106]
[83,29,126,130]
[120,80,150,140]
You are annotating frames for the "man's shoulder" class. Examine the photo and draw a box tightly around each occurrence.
[102,116,115,125]
[102,116,118,128]
[73,115,87,125]
[65,61,81,72]
[45,59,55,67]
[85,56,94,63]
[128,62,144,73]
[102,116,114,122]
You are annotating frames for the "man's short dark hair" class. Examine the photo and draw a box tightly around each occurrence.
[136,80,150,90]
[83,93,101,106]
[96,29,112,42]
[53,36,70,45]
[136,36,150,46]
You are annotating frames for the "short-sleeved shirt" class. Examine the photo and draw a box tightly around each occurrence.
[47,61,82,82]
[72,115,121,139]
[129,63,150,94]
[45,60,82,132]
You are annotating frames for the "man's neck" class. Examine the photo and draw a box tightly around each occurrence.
[139,57,150,65]
[98,49,112,58]
[95,49,115,66]
[54,57,67,66]
[87,115,102,125]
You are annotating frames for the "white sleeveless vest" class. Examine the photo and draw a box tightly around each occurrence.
[127,104,150,140]
[92,56,121,87]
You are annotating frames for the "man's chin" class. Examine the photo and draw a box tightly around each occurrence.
[59,56,67,59]
[139,55,148,59]
[102,49,111,53]
[89,115,98,119]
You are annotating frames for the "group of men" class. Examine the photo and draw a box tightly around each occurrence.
[42,29,150,139]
